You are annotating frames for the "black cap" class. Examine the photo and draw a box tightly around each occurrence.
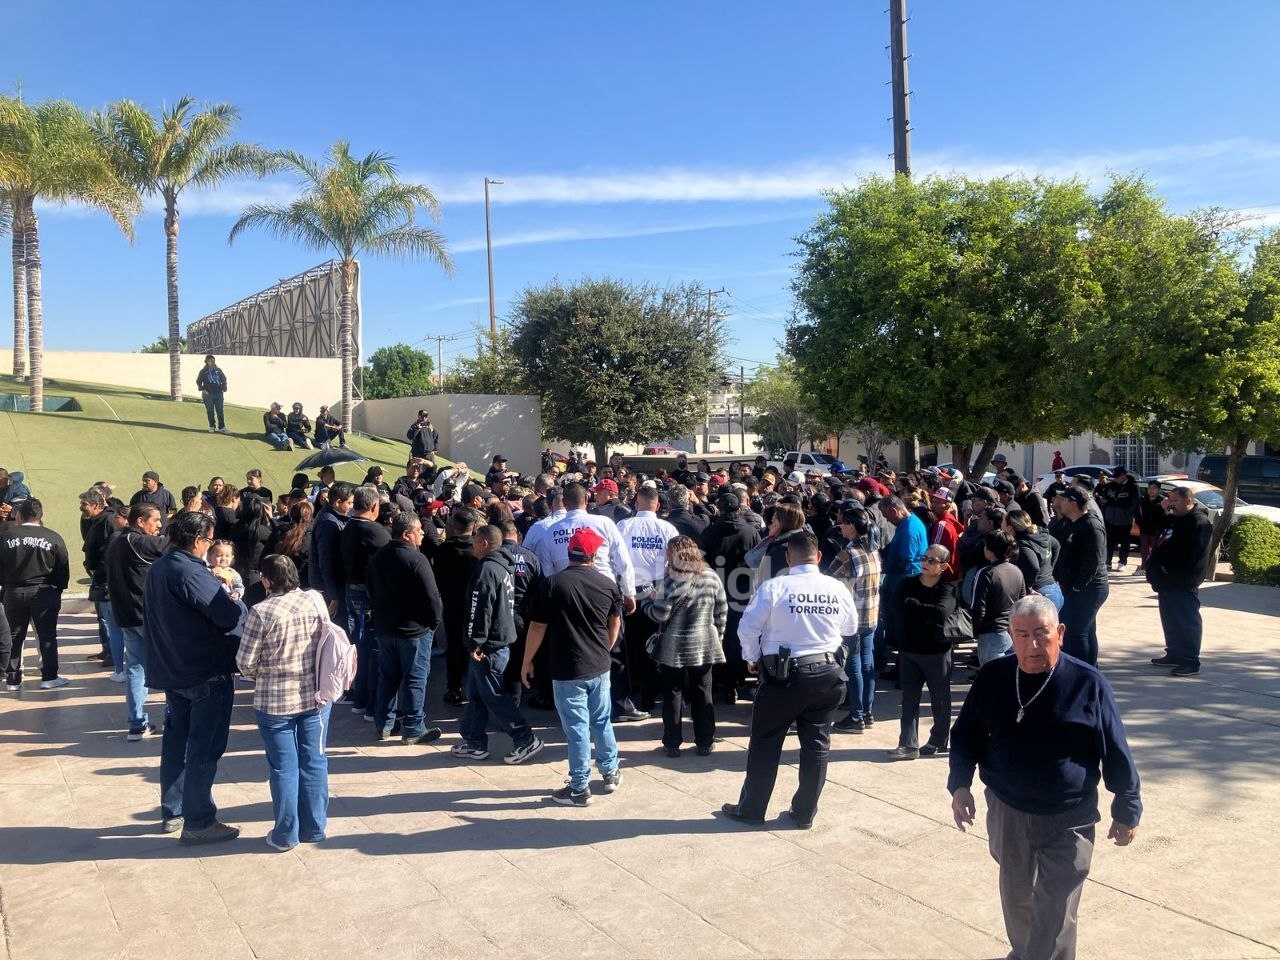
[1113,465,1127,476]
[1061,487,1088,507]
[695,471,710,482]
[461,482,486,502]
[492,455,507,463]
[993,479,1016,496]
[716,492,740,513]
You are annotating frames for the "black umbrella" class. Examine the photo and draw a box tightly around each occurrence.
[295,446,369,471]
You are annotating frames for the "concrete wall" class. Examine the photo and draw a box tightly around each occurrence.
[3,349,342,414]
[353,394,542,476]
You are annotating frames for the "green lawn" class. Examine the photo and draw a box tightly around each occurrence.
[0,374,446,549]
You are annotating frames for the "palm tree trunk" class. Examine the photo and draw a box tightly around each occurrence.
[10,200,26,380]
[23,203,43,413]
[165,190,182,401]
[339,258,356,427]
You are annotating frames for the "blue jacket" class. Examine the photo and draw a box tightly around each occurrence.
[882,512,927,577]
[143,548,245,690]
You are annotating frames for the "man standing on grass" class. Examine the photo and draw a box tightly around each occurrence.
[0,499,71,691]
[949,595,1140,960]
[144,511,246,844]
[522,528,623,807]
[195,354,228,433]
[130,471,177,530]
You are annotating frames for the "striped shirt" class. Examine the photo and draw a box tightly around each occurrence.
[640,569,728,668]
[235,589,324,715]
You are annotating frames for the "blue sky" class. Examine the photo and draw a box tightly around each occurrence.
[5,0,1280,377]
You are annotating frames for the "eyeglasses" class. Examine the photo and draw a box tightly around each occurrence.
[921,556,946,565]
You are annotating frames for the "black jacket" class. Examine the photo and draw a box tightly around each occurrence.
[367,540,444,638]
[1099,477,1140,528]
[0,523,71,590]
[430,535,478,629]
[83,511,116,597]
[970,559,1027,634]
[1056,512,1108,591]
[666,507,708,540]
[310,506,349,603]
[1134,495,1168,536]
[105,530,168,629]
[500,541,542,633]
[897,576,957,654]
[701,515,761,582]
[466,550,518,650]
[1147,506,1212,592]
[340,516,390,588]
[143,548,245,689]
[1013,529,1060,591]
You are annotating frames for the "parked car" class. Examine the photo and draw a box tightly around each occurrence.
[935,462,997,483]
[642,443,681,455]
[1196,454,1280,507]
[1033,464,1114,495]
[767,451,839,477]
[1142,477,1280,529]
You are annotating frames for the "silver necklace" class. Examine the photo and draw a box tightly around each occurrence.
[1015,663,1055,723]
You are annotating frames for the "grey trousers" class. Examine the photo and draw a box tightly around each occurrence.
[986,789,1096,960]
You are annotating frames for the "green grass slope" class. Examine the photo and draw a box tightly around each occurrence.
[0,374,430,545]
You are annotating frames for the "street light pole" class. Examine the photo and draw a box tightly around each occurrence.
[484,177,504,337]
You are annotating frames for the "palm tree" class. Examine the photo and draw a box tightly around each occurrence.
[229,142,452,422]
[96,98,276,401]
[0,96,138,409]
[0,193,19,379]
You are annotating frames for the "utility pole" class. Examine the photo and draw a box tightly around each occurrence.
[484,177,504,337]
[426,333,463,393]
[890,0,920,472]
[702,288,726,455]
[739,365,746,455]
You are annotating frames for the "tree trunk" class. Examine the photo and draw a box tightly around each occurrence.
[11,200,27,380]
[1210,435,1250,571]
[969,431,1001,479]
[592,439,609,467]
[23,204,43,413]
[951,443,973,474]
[338,259,356,427]
[165,190,182,402]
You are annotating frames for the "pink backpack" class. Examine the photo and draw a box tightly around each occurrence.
[307,590,357,704]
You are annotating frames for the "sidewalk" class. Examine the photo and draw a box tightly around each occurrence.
[1,571,1278,960]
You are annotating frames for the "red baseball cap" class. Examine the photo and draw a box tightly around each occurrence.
[568,528,605,561]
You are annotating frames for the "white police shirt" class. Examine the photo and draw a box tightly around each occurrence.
[521,508,566,558]
[531,509,636,597]
[616,511,679,585]
[737,563,858,662]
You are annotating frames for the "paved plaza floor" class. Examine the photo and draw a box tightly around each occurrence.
[1,571,1278,960]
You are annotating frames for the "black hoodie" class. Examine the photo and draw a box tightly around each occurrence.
[105,530,168,629]
[1013,529,1060,591]
[466,550,518,650]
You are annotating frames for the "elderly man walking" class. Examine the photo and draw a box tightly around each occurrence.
[949,595,1141,960]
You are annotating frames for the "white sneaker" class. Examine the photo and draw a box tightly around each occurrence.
[208,427,217,433]
[4,683,19,692]
[218,428,228,434]
[109,672,126,683]
[39,677,69,690]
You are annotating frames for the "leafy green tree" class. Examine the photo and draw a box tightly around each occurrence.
[360,342,436,399]
[509,278,724,464]
[96,97,276,402]
[139,335,185,354]
[789,174,1103,478]
[442,329,525,394]
[0,96,139,408]
[229,142,452,421]
[743,355,824,454]
[1087,186,1279,554]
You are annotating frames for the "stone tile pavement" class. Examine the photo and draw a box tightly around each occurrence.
[1,571,1278,959]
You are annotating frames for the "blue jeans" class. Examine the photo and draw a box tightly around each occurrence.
[553,673,618,791]
[346,585,376,708]
[1061,582,1109,666]
[1158,589,1202,670]
[374,631,433,736]
[1038,582,1064,612]
[286,429,312,449]
[255,704,331,847]
[121,626,149,729]
[842,626,876,720]
[978,630,1013,666]
[97,600,125,671]
[460,647,534,750]
[160,676,235,829]
[202,391,225,430]
[265,431,290,450]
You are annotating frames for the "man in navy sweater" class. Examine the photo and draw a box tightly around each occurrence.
[948,594,1141,960]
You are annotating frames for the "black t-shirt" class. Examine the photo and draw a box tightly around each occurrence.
[531,563,623,682]
[240,485,274,505]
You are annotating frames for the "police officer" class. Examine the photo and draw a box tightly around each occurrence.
[617,486,679,711]
[722,530,857,829]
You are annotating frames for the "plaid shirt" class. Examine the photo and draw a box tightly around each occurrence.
[235,589,324,716]
[832,540,880,631]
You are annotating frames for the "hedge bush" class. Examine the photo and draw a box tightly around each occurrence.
[1227,515,1280,586]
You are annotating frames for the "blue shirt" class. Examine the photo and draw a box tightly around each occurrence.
[948,653,1142,826]
[882,513,927,577]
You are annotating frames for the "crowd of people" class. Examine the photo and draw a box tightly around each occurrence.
[2,443,1223,959]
